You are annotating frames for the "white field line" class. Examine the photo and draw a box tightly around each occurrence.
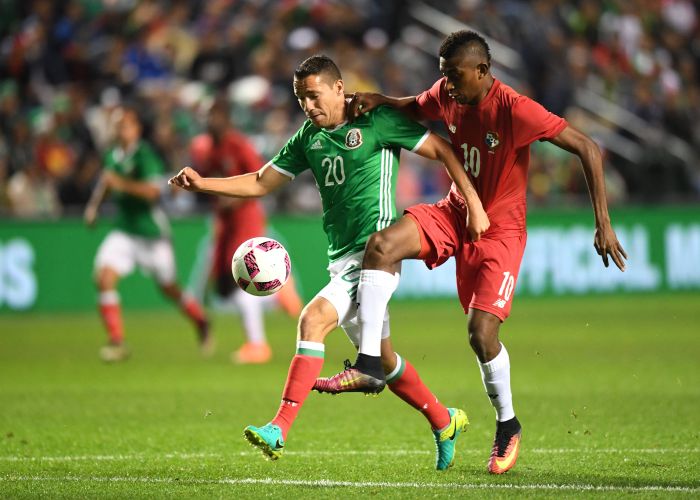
[0,448,698,462]
[0,475,697,494]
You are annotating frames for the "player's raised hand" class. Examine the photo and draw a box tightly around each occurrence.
[169,167,202,191]
[466,205,490,242]
[347,92,382,121]
[594,223,627,271]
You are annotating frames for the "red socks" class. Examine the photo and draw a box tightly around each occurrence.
[181,295,207,325]
[99,291,123,344]
[272,342,325,439]
[387,354,450,430]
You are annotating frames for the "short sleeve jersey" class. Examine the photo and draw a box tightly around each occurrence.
[103,140,170,238]
[268,105,430,261]
[189,130,266,231]
[416,78,567,236]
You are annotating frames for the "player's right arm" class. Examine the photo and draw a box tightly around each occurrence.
[348,79,445,122]
[84,173,109,227]
[415,133,490,241]
[347,93,421,122]
[168,164,291,198]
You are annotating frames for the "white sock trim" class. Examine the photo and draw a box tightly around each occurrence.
[99,291,120,305]
[297,340,325,352]
[385,352,403,381]
[480,343,509,374]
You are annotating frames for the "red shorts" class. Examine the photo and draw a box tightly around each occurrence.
[212,205,265,296]
[405,199,527,321]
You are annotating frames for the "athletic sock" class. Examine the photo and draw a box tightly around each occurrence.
[180,293,207,327]
[99,291,123,344]
[497,416,521,434]
[478,342,515,422]
[387,353,451,430]
[353,353,384,379]
[355,270,399,373]
[232,289,266,344]
[271,341,325,439]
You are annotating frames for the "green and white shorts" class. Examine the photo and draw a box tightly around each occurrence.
[316,250,391,347]
[95,230,176,285]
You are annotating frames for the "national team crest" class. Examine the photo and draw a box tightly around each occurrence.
[485,131,500,149]
[345,128,363,149]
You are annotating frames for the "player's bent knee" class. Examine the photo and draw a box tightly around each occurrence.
[365,231,399,267]
[298,302,336,342]
[96,268,118,291]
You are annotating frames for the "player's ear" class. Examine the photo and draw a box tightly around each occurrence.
[477,62,489,78]
[335,79,344,95]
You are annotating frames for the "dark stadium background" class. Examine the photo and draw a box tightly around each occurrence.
[1,2,699,497]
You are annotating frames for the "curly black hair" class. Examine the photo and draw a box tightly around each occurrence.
[439,30,491,65]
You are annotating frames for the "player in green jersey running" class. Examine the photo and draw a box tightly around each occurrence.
[85,107,211,362]
[170,55,488,468]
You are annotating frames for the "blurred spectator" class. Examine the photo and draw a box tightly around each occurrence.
[0,0,698,218]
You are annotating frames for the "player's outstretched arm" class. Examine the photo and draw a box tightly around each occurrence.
[415,133,490,241]
[168,164,290,198]
[549,126,627,271]
[84,173,109,227]
[347,93,421,122]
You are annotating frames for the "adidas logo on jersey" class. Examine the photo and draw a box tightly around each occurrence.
[492,298,507,309]
[310,140,323,150]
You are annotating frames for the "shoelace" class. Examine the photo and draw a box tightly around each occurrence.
[493,428,514,457]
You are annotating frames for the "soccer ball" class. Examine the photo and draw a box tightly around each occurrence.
[232,237,291,296]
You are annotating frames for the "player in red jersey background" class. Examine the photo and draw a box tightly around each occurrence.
[319,30,627,474]
[190,98,302,364]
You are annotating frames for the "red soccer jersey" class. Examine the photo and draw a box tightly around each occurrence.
[190,130,266,275]
[416,78,567,236]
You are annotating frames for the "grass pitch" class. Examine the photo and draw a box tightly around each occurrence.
[1,293,698,498]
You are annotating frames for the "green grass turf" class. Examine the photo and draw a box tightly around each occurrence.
[0,293,698,498]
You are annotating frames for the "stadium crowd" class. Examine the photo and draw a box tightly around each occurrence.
[0,0,698,218]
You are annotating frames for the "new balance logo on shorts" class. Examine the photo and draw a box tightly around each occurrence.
[492,298,507,308]
[310,139,322,150]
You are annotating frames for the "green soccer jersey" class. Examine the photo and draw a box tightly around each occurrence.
[269,105,430,261]
[103,140,170,238]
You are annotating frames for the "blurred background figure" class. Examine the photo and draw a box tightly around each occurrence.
[84,106,210,362]
[189,97,303,364]
[1,0,695,218]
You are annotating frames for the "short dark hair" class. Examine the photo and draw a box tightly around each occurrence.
[439,30,491,65]
[294,55,342,82]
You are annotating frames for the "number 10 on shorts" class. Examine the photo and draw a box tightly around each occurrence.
[498,271,515,301]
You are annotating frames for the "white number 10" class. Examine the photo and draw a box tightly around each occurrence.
[498,271,515,300]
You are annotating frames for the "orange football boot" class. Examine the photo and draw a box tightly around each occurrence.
[488,417,522,474]
[232,342,272,364]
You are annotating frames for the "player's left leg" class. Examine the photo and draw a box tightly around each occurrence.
[150,238,211,354]
[321,216,422,386]
[380,337,469,471]
[94,231,135,362]
[159,281,212,354]
[230,288,271,364]
[468,310,521,474]
[464,234,527,474]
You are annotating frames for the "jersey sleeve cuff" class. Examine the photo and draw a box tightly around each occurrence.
[268,162,295,179]
[410,130,431,153]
